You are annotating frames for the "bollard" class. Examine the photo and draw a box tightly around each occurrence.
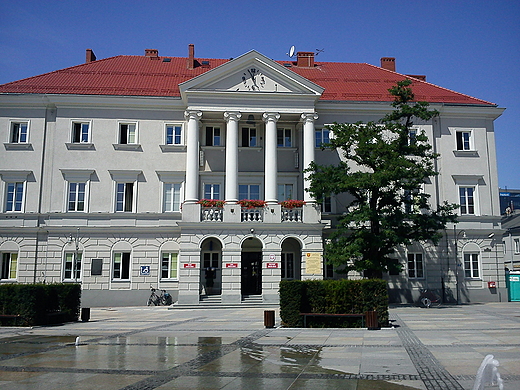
[264,310,275,328]
[365,310,379,330]
[81,307,90,322]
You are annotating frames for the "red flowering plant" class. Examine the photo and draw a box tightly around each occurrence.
[279,200,306,209]
[237,199,267,209]
[197,199,226,208]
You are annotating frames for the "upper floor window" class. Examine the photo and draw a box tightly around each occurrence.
[459,187,475,215]
[205,126,221,146]
[161,252,178,280]
[408,129,418,145]
[10,122,28,143]
[63,252,82,280]
[72,122,90,143]
[315,129,330,148]
[163,183,181,212]
[464,253,480,278]
[320,195,332,213]
[277,128,292,147]
[239,184,260,200]
[5,182,24,212]
[116,182,135,212]
[277,184,294,201]
[456,130,472,151]
[119,123,137,144]
[204,184,221,200]
[166,124,183,145]
[1,253,18,280]
[68,182,86,212]
[515,238,520,254]
[241,127,257,147]
[407,253,424,279]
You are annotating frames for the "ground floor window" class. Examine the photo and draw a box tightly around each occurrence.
[161,252,178,279]
[113,252,131,280]
[281,252,295,279]
[1,253,17,280]
[64,252,82,280]
[464,253,480,278]
[407,253,424,279]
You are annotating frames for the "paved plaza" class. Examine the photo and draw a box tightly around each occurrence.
[0,302,519,389]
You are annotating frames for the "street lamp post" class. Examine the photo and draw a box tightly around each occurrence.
[68,228,80,283]
[454,226,466,305]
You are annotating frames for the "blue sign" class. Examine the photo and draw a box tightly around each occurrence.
[140,265,151,276]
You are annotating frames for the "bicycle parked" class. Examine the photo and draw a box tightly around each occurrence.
[147,286,173,306]
[419,289,441,308]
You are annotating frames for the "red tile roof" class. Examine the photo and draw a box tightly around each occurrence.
[0,54,494,106]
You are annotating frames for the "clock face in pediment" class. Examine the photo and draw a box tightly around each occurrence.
[240,68,265,91]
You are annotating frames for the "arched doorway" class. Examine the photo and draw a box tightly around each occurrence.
[200,238,222,295]
[281,238,302,280]
[241,237,262,296]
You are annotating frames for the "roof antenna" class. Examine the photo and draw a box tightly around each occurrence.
[286,45,295,58]
[315,48,324,56]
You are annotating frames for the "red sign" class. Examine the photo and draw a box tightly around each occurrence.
[183,263,196,268]
[267,263,278,269]
[226,263,239,268]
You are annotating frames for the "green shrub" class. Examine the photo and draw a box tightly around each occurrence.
[0,283,81,326]
[279,279,388,328]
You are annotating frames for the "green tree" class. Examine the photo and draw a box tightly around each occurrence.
[306,80,458,278]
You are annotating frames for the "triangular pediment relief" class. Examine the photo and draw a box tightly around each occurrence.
[179,50,324,98]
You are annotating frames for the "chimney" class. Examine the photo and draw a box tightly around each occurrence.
[380,57,396,72]
[187,44,195,69]
[85,49,96,63]
[296,52,315,67]
[145,49,159,59]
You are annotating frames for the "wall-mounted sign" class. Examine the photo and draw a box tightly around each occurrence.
[226,263,239,268]
[267,263,278,268]
[269,254,276,260]
[305,252,322,274]
[183,263,196,268]
[140,265,151,276]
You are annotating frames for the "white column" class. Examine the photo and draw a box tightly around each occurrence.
[224,112,241,203]
[302,113,319,203]
[263,112,280,204]
[184,110,202,203]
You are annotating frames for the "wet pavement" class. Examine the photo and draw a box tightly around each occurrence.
[0,303,519,389]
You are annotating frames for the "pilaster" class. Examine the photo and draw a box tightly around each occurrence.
[184,110,202,204]
[263,112,280,205]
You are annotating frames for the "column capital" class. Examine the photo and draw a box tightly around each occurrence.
[262,112,280,123]
[184,110,202,121]
[224,112,242,122]
[301,113,319,124]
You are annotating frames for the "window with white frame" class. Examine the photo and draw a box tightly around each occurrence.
[456,130,472,151]
[10,122,29,143]
[204,184,221,200]
[113,252,131,280]
[71,122,90,143]
[320,195,332,213]
[161,252,178,279]
[281,252,295,279]
[205,126,221,146]
[277,184,294,201]
[67,182,86,212]
[407,253,424,279]
[464,252,480,278]
[459,187,475,215]
[515,238,520,254]
[1,253,18,280]
[4,182,25,212]
[163,183,181,212]
[277,128,292,147]
[115,182,135,212]
[408,128,418,145]
[119,123,137,144]
[239,184,260,200]
[63,252,82,280]
[165,124,183,145]
[241,127,257,147]
[315,128,330,148]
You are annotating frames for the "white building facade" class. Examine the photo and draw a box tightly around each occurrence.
[0,47,505,306]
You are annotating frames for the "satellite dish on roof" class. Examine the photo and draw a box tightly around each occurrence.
[287,45,295,58]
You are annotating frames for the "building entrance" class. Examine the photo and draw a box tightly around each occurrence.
[241,252,262,295]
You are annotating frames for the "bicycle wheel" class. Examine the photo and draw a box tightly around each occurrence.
[147,297,154,306]
[421,297,432,308]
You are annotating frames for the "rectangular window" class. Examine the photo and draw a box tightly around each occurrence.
[459,187,475,215]
[315,129,330,148]
[407,253,424,279]
[5,182,24,212]
[166,125,182,145]
[161,252,178,279]
[277,184,294,201]
[241,127,256,147]
[277,128,292,147]
[203,252,219,269]
[408,129,418,145]
[464,253,480,278]
[204,184,220,200]
[515,239,520,254]
[205,126,221,146]
[64,252,82,280]
[119,123,137,144]
[10,122,28,143]
[68,182,86,212]
[456,131,472,151]
[320,196,332,213]
[72,122,90,143]
[116,182,134,212]
[239,184,260,200]
[163,183,181,212]
[113,252,131,280]
[281,252,294,279]
[1,253,18,280]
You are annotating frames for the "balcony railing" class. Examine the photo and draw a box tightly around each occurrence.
[201,207,223,222]
[281,207,303,222]
[241,207,263,222]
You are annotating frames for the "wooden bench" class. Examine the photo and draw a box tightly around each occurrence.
[300,312,365,328]
[0,314,21,325]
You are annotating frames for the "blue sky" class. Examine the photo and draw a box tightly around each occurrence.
[1,0,519,188]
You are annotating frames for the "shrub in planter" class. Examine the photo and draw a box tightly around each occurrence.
[279,200,306,209]
[197,199,226,208]
[237,199,267,209]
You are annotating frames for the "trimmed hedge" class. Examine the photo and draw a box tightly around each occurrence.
[0,283,81,326]
[279,279,388,328]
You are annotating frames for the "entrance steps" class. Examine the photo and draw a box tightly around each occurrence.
[241,295,263,304]
[172,294,278,309]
